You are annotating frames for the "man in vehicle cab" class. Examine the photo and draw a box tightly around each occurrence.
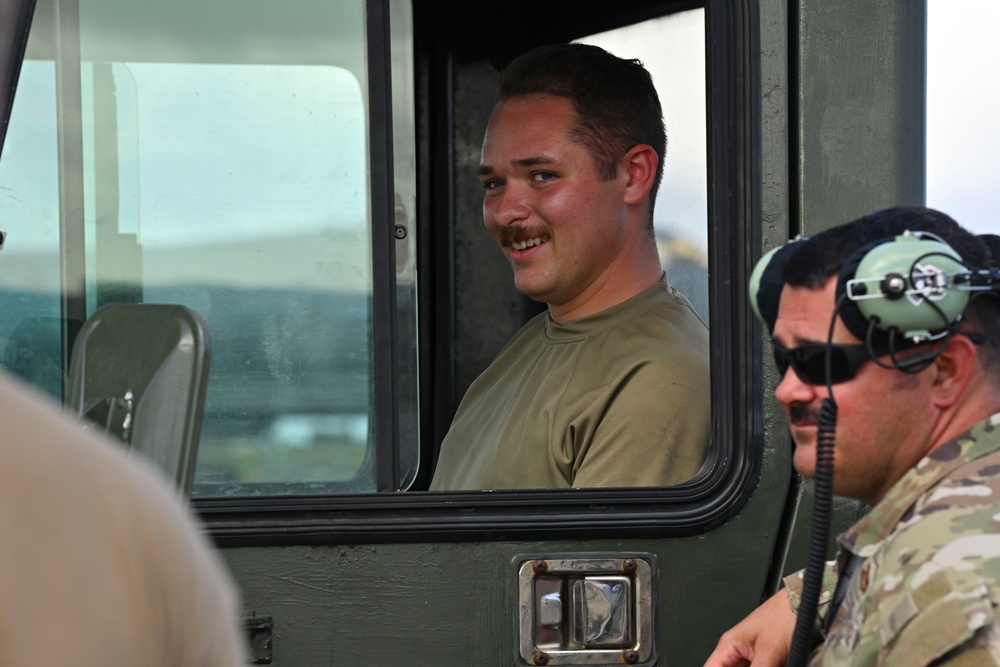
[430,43,710,490]
[705,206,1000,665]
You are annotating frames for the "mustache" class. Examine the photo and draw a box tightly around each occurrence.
[788,403,820,426]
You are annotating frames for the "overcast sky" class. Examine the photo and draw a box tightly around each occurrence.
[2,4,996,253]
[579,9,708,252]
[584,3,1000,249]
[926,0,1000,237]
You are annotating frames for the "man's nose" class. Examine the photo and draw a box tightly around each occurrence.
[773,364,820,408]
[490,182,530,227]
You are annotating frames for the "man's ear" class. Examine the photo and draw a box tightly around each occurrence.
[622,144,658,206]
[931,334,978,409]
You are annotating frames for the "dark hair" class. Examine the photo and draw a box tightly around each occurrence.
[496,43,666,225]
[784,206,1000,379]
[979,233,1000,263]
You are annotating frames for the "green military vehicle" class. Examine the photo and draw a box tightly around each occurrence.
[0,0,993,663]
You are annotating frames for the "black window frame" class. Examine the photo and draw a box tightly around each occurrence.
[0,0,37,157]
[0,0,763,546]
[196,0,763,547]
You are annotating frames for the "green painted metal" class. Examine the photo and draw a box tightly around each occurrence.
[223,452,791,666]
[0,0,928,662]
[218,0,926,663]
[760,0,926,599]
[795,0,926,230]
[0,0,935,662]
[218,1,799,664]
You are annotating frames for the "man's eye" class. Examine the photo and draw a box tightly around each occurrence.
[481,179,503,190]
[532,172,555,182]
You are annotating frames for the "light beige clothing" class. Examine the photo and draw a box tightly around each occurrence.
[431,277,711,489]
[0,371,246,666]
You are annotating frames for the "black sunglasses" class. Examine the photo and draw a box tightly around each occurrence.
[771,341,872,385]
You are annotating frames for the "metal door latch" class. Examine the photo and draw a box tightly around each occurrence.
[516,554,655,666]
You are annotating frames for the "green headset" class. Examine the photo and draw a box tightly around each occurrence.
[836,231,970,344]
[749,230,995,360]
[748,237,807,335]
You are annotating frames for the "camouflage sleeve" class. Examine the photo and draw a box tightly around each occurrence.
[869,440,1000,665]
[876,569,1000,666]
[783,561,838,630]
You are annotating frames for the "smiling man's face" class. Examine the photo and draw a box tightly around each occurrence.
[478,94,636,321]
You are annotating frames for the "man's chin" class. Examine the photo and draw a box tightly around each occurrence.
[792,443,816,478]
[512,276,553,303]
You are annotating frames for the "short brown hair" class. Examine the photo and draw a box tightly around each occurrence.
[496,43,666,225]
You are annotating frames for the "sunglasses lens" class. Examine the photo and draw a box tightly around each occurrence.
[772,342,869,385]
[795,347,826,384]
[824,348,856,384]
[772,346,790,376]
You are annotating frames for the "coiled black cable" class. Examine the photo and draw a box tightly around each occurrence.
[785,292,844,667]
[785,396,837,667]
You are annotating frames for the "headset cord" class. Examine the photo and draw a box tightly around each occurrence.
[786,292,845,667]
[785,397,837,667]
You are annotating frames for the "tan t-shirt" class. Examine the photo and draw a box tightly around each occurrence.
[431,277,711,490]
[0,371,247,666]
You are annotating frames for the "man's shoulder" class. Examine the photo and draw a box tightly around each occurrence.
[878,452,1000,589]
[606,294,710,364]
[587,280,708,340]
[488,283,709,372]
[915,445,1000,519]
[856,458,1000,665]
[638,280,708,326]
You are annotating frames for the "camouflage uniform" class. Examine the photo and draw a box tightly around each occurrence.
[785,412,1000,666]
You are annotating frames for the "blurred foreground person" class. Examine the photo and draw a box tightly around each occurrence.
[0,370,246,665]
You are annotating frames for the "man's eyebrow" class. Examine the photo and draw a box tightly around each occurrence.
[478,155,557,176]
[514,155,557,167]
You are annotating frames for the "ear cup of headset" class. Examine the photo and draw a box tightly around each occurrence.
[835,233,969,345]
[749,239,808,334]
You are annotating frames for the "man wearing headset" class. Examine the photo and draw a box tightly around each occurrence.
[705,206,1000,666]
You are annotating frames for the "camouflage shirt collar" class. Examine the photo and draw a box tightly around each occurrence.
[838,411,1000,557]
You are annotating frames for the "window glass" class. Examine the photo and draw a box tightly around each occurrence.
[926,0,1000,237]
[0,0,419,495]
[0,61,62,401]
[578,9,709,323]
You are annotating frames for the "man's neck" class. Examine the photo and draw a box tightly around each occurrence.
[548,263,664,324]
[548,237,664,323]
